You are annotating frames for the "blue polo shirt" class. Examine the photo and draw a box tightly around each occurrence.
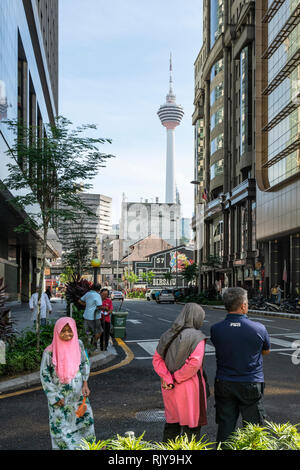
[210,314,270,383]
[80,291,102,321]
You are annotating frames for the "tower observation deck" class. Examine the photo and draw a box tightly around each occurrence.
[157,55,184,204]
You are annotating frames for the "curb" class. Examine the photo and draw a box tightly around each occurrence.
[0,345,118,395]
[205,305,300,320]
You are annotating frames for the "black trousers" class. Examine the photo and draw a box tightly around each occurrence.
[214,379,266,445]
[100,320,110,350]
[163,423,202,442]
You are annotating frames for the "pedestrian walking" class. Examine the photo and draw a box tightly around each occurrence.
[210,287,271,447]
[78,284,103,350]
[45,287,52,300]
[29,288,52,327]
[153,303,209,442]
[276,285,283,305]
[40,317,95,450]
[270,285,278,303]
[100,288,113,351]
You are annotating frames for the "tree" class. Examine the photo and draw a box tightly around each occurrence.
[141,271,155,286]
[182,263,199,290]
[125,271,139,289]
[2,116,114,350]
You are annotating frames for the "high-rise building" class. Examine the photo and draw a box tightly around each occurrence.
[58,193,112,258]
[0,0,59,300]
[192,1,257,290]
[158,55,184,203]
[255,0,300,296]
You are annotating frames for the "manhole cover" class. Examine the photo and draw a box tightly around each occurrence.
[135,409,165,423]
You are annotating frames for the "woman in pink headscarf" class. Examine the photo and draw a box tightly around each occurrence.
[40,317,95,450]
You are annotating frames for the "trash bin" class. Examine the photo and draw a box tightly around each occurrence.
[111,311,128,339]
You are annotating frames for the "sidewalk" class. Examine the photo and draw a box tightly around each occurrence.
[206,304,300,320]
[0,298,118,395]
[8,297,67,333]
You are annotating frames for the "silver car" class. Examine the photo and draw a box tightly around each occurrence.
[156,289,175,304]
[110,290,124,301]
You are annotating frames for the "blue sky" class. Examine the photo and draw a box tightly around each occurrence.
[59,0,203,224]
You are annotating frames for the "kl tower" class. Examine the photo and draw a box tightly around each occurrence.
[157,54,184,203]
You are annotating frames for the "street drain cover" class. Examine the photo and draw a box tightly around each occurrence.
[135,409,165,423]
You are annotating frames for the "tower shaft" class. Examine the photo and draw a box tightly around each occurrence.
[166,128,175,203]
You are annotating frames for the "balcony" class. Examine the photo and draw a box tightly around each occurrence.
[230,178,256,205]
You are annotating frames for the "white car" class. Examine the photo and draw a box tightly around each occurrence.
[110,290,124,301]
[156,289,175,304]
[146,289,161,301]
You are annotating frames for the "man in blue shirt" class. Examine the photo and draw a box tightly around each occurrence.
[78,284,103,349]
[210,287,270,446]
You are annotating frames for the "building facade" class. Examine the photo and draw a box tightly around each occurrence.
[119,199,181,259]
[133,245,194,288]
[255,0,300,296]
[0,0,59,300]
[58,193,112,259]
[193,0,257,291]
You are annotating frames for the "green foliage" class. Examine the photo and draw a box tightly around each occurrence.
[155,433,215,450]
[78,423,300,451]
[223,421,300,450]
[109,432,154,450]
[65,277,92,306]
[126,288,146,299]
[182,263,199,284]
[0,277,15,344]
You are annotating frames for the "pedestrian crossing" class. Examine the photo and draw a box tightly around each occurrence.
[129,333,300,360]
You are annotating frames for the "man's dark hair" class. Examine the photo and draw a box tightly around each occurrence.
[91,283,102,291]
[101,288,109,294]
[222,287,247,312]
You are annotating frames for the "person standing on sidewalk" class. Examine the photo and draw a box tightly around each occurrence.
[29,288,52,327]
[100,288,113,351]
[78,284,103,350]
[210,287,271,447]
[40,317,95,450]
[153,303,209,442]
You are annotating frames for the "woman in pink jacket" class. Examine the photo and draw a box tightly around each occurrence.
[153,303,208,441]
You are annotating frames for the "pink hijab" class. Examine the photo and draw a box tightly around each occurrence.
[46,317,81,384]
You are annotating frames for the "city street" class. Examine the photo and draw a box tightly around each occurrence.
[0,300,300,450]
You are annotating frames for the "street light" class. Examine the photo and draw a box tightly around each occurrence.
[91,258,101,285]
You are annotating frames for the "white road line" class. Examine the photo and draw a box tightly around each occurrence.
[270,338,296,348]
[137,341,158,356]
[250,317,274,322]
[158,318,172,323]
[126,339,159,343]
[127,319,142,324]
[135,357,153,360]
[143,314,153,318]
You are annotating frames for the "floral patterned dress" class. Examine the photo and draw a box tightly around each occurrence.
[40,339,96,450]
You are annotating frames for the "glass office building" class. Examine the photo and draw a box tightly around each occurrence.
[256,0,300,295]
[0,0,59,300]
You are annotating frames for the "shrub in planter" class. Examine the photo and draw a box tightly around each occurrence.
[65,276,92,306]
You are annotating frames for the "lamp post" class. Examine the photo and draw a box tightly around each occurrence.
[190,180,204,294]
[171,216,179,288]
[91,258,101,285]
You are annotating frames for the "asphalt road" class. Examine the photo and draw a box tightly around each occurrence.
[0,300,300,450]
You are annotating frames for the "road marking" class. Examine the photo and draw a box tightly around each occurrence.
[158,318,172,323]
[270,338,296,348]
[250,317,274,322]
[137,341,157,356]
[0,338,134,400]
[127,319,142,324]
[135,357,153,360]
[143,314,153,318]
[126,339,159,343]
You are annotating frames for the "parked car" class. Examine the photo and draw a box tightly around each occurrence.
[156,289,175,304]
[146,289,161,301]
[110,290,124,301]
